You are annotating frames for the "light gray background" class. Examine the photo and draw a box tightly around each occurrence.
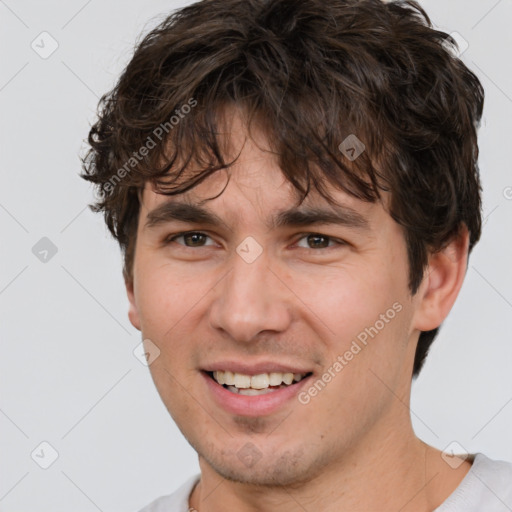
[1,0,511,510]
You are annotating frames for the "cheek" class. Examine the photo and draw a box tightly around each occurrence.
[134,256,206,335]
[297,263,412,401]
[133,256,223,378]
[135,273,181,334]
[296,264,403,341]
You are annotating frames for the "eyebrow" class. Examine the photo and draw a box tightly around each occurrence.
[144,201,371,232]
[271,205,370,231]
[145,201,228,230]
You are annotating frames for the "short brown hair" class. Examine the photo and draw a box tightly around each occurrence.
[81,0,484,377]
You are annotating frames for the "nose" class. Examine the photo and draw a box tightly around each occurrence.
[208,245,293,343]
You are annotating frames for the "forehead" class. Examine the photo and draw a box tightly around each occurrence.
[139,106,391,227]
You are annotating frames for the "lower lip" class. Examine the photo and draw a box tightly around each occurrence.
[202,372,312,417]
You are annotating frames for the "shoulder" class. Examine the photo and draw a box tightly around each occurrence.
[136,474,200,512]
[470,453,512,490]
[436,453,512,511]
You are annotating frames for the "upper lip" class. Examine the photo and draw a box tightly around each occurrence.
[202,360,313,376]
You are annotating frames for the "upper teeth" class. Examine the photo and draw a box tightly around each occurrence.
[213,370,306,389]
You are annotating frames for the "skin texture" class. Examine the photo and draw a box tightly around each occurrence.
[126,109,472,511]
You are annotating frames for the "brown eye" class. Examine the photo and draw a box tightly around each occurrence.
[296,233,338,249]
[182,233,207,246]
[307,234,330,248]
[168,232,214,247]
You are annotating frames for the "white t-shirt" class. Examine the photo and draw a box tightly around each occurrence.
[137,453,512,512]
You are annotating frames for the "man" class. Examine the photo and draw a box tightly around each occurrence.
[82,0,512,510]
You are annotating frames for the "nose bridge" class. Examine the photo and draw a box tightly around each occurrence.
[209,240,291,341]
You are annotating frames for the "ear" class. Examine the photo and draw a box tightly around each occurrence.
[412,225,470,332]
[125,277,141,331]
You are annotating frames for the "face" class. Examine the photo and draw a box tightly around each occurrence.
[126,111,429,486]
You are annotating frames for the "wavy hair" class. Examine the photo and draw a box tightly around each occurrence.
[81,0,484,376]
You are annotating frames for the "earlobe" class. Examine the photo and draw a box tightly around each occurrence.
[125,278,141,331]
[412,226,470,332]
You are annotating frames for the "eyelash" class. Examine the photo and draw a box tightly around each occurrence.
[164,231,347,250]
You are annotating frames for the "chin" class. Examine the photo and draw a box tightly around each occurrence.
[198,446,328,487]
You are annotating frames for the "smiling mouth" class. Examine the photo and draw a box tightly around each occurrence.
[206,370,313,396]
